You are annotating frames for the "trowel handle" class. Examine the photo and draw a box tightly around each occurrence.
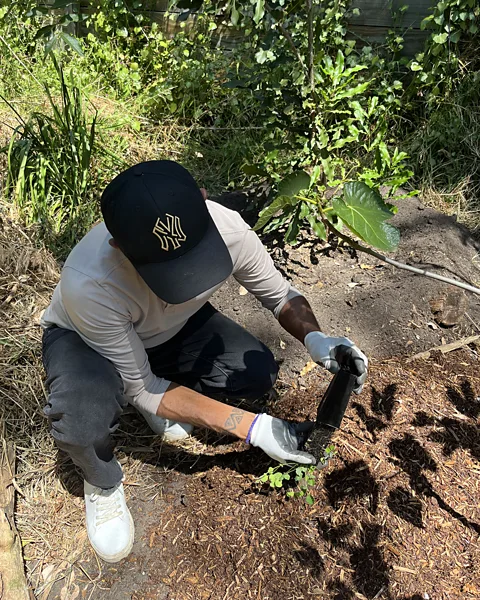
[315,368,357,430]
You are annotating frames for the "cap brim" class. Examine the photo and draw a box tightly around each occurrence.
[134,216,233,304]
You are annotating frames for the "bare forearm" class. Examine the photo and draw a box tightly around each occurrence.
[156,383,255,440]
[278,295,321,343]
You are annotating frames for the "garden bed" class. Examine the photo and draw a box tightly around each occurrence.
[1,197,480,599]
[68,351,480,600]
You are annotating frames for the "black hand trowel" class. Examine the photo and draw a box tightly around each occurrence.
[303,345,358,466]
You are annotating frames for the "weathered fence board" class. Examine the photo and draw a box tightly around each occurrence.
[347,0,431,54]
[77,0,433,56]
[349,0,432,29]
[0,440,30,600]
[349,25,428,55]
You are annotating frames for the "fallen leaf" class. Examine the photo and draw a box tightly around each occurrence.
[41,564,55,583]
[300,360,317,377]
[360,263,375,270]
[463,583,480,595]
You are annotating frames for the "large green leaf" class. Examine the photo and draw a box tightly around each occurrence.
[254,195,299,231]
[285,203,302,243]
[336,81,370,100]
[34,24,54,40]
[231,4,240,26]
[307,213,327,241]
[277,170,310,197]
[332,182,400,251]
[59,32,84,57]
[253,0,265,24]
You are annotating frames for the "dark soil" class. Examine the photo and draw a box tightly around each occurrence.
[211,195,480,380]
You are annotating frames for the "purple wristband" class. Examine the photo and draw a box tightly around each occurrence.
[245,414,260,445]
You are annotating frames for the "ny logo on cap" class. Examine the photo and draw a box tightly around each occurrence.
[152,214,187,251]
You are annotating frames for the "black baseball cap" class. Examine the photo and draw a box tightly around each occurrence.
[101,160,233,304]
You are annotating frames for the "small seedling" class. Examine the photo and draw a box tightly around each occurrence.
[258,444,336,505]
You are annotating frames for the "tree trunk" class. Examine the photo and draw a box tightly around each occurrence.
[0,439,30,600]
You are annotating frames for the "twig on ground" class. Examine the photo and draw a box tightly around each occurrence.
[465,312,480,333]
[372,586,388,600]
[325,220,480,296]
[406,334,480,362]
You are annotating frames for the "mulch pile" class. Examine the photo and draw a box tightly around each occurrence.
[135,351,480,600]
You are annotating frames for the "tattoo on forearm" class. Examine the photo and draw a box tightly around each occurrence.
[224,408,245,432]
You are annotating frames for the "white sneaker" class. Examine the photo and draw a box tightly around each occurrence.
[84,480,134,563]
[137,407,193,442]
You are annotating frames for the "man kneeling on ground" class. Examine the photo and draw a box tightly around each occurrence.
[41,160,368,562]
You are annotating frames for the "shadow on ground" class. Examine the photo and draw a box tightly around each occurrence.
[49,368,480,600]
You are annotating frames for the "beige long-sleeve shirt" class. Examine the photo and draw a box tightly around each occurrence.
[41,200,302,413]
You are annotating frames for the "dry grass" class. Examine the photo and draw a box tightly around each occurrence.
[0,207,176,596]
[407,73,480,234]
[1,114,75,596]
[420,182,480,234]
[0,208,71,587]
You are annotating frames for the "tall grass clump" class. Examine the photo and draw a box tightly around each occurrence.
[2,57,109,255]
[407,70,480,229]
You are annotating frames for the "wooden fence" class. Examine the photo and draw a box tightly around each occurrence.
[78,0,434,56]
[348,0,432,55]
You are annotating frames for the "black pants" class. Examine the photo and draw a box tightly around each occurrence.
[42,303,279,489]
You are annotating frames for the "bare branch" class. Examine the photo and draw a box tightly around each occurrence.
[323,220,480,296]
[265,3,308,75]
[306,0,314,91]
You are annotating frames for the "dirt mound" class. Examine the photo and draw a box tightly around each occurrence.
[212,195,480,380]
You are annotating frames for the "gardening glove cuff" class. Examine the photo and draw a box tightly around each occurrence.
[304,331,368,394]
[249,414,316,465]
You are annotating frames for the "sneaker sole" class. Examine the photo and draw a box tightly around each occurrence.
[162,431,192,442]
[91,510,135,564]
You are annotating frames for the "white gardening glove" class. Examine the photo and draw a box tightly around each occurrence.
[248,414,316,465]
[304,331,368,394]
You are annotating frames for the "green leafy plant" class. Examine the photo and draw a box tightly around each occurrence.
[16,0,86,56]
[407,70,480,221]
[2,57,107,253]
[23,0,255,126]
[255,173,404,252]
[407,0,479,101]
[171,0,413,249]
[258,444,336,505]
